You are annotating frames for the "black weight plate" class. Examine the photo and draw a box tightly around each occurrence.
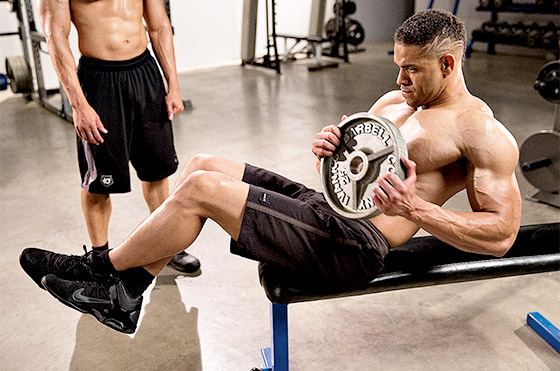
[5,56,32,94]
[534,60,560,103]
[520,130,560,192]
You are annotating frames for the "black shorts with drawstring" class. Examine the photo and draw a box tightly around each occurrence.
[76,49,178,194]
[231,164,390,287]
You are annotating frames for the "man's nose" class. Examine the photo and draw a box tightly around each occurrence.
[396,69,409,86]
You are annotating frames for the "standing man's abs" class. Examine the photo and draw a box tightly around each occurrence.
[70,0,148,61]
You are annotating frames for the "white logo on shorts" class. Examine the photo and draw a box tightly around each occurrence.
[100,175,114,187]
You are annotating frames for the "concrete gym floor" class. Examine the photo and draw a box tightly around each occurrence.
[1,41,559,371]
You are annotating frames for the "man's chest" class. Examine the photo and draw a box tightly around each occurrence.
[382,107,464,174]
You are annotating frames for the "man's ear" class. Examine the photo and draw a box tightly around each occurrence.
[441,54,456,76]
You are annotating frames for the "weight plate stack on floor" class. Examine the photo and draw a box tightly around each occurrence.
[5,56,32,94]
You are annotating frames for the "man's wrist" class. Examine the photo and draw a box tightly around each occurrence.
[166,79,180,94]
[405,196,430,224]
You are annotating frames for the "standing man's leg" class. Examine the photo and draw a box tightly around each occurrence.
[142,178,169,212]
[81,190,111,250]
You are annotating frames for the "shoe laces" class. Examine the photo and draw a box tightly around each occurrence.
[48,245,97,279]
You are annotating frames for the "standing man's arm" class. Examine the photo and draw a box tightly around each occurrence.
[37,0,107,144]
[143,0,184,120]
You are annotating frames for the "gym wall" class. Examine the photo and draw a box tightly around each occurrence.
[11,0,552,84]
[0,0,412,83]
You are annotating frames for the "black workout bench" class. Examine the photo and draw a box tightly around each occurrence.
[255,223,560,370]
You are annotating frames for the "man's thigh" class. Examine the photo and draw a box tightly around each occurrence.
[231,184,385,286]
[242,164,313,199]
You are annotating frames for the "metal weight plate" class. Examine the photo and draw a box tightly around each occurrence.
[534,60,560,103]
[519,130,560,192]
[5,56,32,94]
[347,19,365,46]
[321,113,408,219]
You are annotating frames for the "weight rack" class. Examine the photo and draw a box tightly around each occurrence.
[2,0,73,121]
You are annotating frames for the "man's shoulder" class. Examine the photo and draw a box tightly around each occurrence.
[369,90,407,116]
[455,97,518,164]
[378,90,405,105]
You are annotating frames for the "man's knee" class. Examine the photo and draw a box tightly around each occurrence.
[174,170,221,205]
[185,154,217,173]
[82,190,110,205]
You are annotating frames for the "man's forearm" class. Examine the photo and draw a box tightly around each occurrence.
[148,23,180,94]
[47,37,87,110]
[407,198,517,257]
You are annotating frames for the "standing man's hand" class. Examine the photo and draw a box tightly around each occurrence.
[73,104,108,145]
[165,90,184,120]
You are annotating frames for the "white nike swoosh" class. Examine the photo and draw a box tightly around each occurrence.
[72,288,111,304]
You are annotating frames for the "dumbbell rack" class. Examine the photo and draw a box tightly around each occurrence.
[466,2,559,58]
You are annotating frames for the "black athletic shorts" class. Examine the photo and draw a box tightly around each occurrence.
[76,49,178,194]
[231,164,390,287]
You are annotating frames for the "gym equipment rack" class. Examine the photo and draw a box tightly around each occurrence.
[2,0,73,121]
[467,0,559,57]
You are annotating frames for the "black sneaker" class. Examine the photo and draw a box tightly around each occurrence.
[41,274,142,334]
[20,246,107,290]
[168,251,201,273]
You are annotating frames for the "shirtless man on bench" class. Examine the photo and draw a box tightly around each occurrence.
[20,10,522,334]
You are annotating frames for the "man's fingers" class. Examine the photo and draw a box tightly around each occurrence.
[92,128,104,144]
[98,123,108,134]
[385,172,406,193]
[85,130,97,145]
[377,177,398,200]
[324,132,340,147]
[373,185,388,203]
[402,157,417,178]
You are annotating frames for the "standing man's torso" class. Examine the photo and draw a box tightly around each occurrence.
[70,0,148,60]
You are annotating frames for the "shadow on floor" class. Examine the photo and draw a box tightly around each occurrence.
[514,324,560,370]
[69,272,202,371]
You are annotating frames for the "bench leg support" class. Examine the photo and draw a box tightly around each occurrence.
[260,302,289,371]
[527,312,560,353]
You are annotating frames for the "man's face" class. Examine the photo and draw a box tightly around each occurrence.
[393,43,445,108]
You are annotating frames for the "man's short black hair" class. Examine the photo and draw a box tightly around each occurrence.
[394,9,467,59]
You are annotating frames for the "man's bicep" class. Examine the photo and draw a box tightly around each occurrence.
[143,0,169,31]
[37,0,71,40]
[465,144,522,245]
[466,166,519,212]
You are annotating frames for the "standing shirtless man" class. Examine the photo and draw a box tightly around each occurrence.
[21,10,522,334]
[36,0,200,272]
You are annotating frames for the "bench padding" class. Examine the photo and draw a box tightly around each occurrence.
[259,223,560,304]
